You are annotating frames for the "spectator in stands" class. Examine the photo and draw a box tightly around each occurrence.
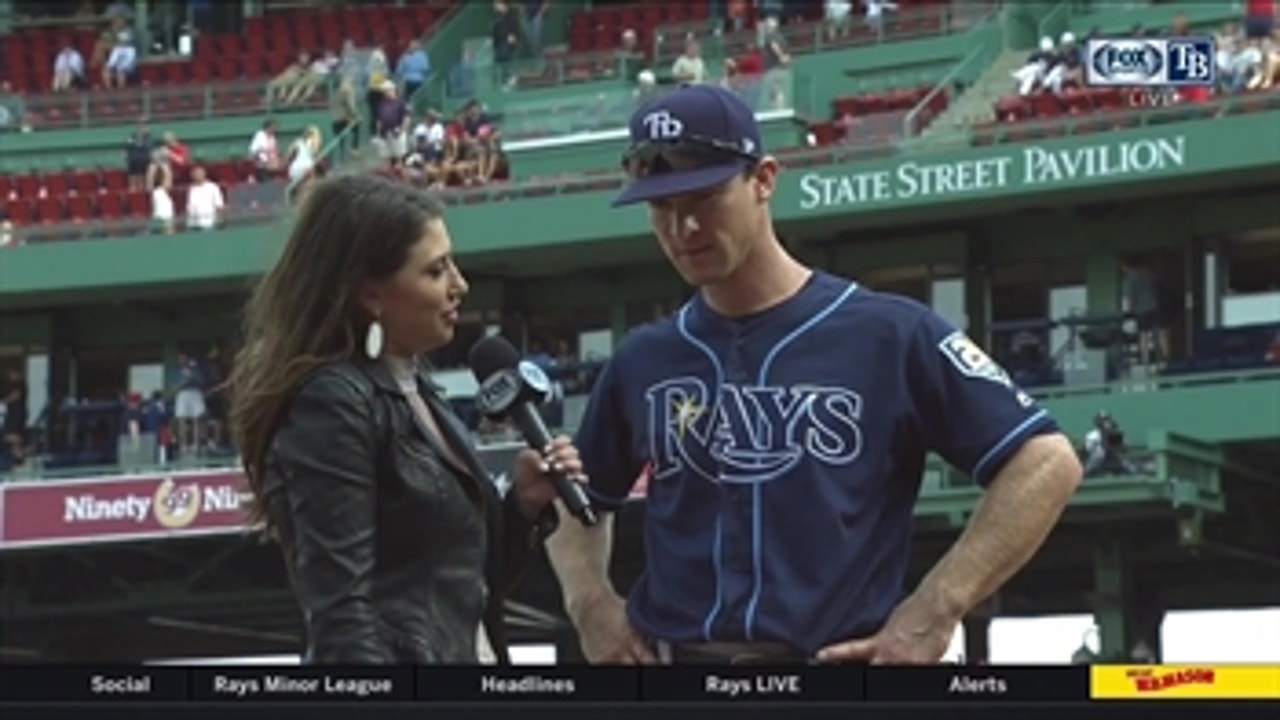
[442,110,477,185]
[864,0,899,30]
[104,1,134,21]
[268,51,317,106]
[201,346,229,452]
[338,38,361,79]
[249,119,281,181]
[1216,23,1250,91]
[726,0,750,32]
[364,46,391,119]
[102,17,138,89]
[1245,0,1276,40]
[1120,255,1168,369]
[2,369,28,467]
[395,39,431,100]
[331,74,361,151]
[521,0,549,57]
[1013,36,1056,97]
[185,166,224,231]
[148,146,176,234]
[172,352,206,456]
[1044,32,1083,95]
[759,17,792,109]
[1082,412,1135,478]
[616,28,644,82]
[461,99,502,184]
[51,41,86,92]
[162,131,191,175]
[401,153,435,188]
[493,1,522,88]
[824,0,853,41]
[671,38,706,84]
[286,126,323,192]
[375,81,410,159]
[412,108,446,165]
[1247,36,1280,90]
[634,69,661,106]
[1266,329,1280,364]
[125,119,154,192]
[0,82,24,133]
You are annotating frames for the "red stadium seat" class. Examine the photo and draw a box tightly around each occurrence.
[66,194,95,221]
[3,199,33,225]
[124,190,150,218]
[97,192,123,219]
[35,197,66,223]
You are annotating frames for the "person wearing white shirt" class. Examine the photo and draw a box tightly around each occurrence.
[148,147,175,234]
[287,126,322,185]
[671,39,706,84]
[103,18,137,89]
[412,110,446,161]
[824,0,853,40]
[52,45,85,92]
[185,166,225,230]
[865,0,898,30]
[249,119,280,181]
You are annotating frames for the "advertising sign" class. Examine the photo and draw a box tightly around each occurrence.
[0,470,251,549]
[0,446,651,550]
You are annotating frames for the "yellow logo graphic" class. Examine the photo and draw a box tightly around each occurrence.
[153,477,201,529]
[1090,665,1280,700]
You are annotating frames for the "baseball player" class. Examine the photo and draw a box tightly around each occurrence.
[545,85,1083,665]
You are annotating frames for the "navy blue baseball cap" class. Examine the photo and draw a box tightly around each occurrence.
[612,84,764,207]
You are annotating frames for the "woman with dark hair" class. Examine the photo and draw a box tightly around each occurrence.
[228,174,583,664]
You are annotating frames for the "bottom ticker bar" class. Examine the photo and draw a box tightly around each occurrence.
[1,664,1276,704]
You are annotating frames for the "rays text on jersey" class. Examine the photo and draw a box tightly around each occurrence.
[645,378,863,484]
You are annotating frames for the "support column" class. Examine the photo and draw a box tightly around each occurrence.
[1084,248,1121,315]
[963,593,999,664]
[1091,531,1137,662]
[500,279,528,350]
[609,300,627,350]
[964,233,992,348]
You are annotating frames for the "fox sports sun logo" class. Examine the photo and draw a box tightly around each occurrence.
[1086,39,1166,85]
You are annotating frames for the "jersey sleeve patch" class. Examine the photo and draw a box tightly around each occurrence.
[938,331,1013,388]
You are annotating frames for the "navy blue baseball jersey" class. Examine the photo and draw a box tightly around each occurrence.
[574,271,1059,655]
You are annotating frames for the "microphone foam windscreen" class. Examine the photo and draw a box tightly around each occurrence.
[468,335,522,382]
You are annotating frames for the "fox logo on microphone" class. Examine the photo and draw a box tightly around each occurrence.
[1085,37,1215,87]
[475,360,550,418]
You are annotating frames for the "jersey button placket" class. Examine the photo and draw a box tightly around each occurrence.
[718,341,754,638]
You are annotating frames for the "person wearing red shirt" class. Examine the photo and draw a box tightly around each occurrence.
[1245,0,1275,39]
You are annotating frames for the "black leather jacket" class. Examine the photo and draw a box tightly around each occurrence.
[262,358,556,664]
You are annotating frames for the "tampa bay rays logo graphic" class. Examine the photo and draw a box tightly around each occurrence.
[645,377,863,484]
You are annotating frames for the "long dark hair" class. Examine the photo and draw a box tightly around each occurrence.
[228,174,445,537]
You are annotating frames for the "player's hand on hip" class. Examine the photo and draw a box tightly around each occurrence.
[573,590,656,665]
[814,592,958,664]
[512,435,587,518]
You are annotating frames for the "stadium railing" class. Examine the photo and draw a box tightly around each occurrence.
[13,76,334,132]
[650,2,998,69]
[901,35,1003,138]
[435,3,998,104]
[492,69,811,143]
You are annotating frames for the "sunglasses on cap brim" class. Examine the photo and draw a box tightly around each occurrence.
[620,135,760,179]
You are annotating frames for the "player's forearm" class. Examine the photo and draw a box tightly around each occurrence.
[915,434,1082,621]
[544,501,618,622]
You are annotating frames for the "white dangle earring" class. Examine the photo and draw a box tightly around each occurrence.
[364,318,384,359]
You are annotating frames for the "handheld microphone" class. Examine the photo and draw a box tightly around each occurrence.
[467,336,598,527]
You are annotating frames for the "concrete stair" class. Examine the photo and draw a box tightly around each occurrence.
[918,48,1031,142]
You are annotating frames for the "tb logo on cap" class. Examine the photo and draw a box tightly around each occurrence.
[642,110,684,140]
